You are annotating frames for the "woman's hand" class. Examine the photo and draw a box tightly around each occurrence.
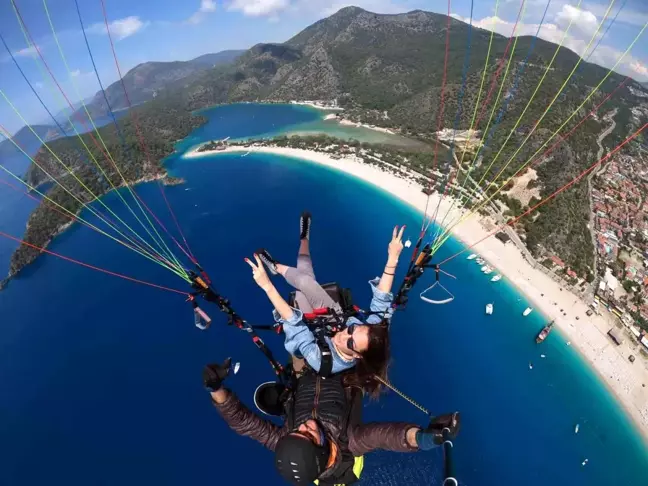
[388,225,406,262]
[245,254,274,293]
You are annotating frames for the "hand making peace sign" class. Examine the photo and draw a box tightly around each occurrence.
[245,254,274,293]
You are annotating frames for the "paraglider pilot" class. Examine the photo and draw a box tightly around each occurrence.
[203,359,460,486]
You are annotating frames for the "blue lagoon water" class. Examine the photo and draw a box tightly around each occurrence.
[0,104,647,485]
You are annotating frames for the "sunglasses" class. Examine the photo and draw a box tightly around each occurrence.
[346,324,356,352]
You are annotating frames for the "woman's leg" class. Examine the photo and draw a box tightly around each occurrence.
[276,264,340,311]
[296,238,315,279]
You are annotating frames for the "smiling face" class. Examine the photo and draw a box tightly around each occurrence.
[292,419,323,445]
[332,324,370,359]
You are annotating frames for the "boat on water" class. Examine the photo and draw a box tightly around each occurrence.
[523,307,533,317]
[536,320,555,343]
[575,424,580,434]
[476,257,485,265]
[467,254,477,260]
[486,303,493,315]
[483,267,493,275]
[480,265,489,271]
[581,459,588,467]
[491,274,502,282]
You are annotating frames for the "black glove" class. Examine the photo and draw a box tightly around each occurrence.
[426,412,461,444]
[416,412,461,451]
[203,358,232,392]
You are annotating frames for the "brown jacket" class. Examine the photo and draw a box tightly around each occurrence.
[212,389,419,456]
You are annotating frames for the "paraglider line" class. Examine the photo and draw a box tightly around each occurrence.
[439,121,647,265]
[0,229,189,295]
[99,0,198,264]
[433,19,646,253]
[421,0,453,230]
[430,0,551,248]
[39,0,189,274]
[9,0,185,272]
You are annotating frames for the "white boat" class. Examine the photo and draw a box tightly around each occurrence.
[476,258,485,265]
[529,362,533,370]
[523,307,533,316]
[581,459,588,467]
[483,267,493,275]
[486,303,493,315]
[467,254,477,260]
[491,274,502,282]
[480,265,489,271]
[574,424,580,434]
[540,354,546,358]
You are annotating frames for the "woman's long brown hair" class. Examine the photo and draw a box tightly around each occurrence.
[344,322,390,399]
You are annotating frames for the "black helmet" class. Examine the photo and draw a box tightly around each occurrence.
[275,433,330,485]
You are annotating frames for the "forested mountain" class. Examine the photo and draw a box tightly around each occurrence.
[11,6,648,279]
[190,50,245,67]
[76,49,245,120]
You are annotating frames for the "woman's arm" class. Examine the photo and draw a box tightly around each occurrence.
[246,254,294,321]
[265,287,294,322]
[376,226,405,294]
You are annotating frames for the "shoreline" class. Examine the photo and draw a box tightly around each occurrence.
[289,100,344,111]
[337,118,398,135]
[184,143,648,441]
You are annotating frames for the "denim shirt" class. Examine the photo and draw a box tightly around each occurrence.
[274,278,394,374]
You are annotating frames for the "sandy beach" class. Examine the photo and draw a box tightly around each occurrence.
[185,144,648,439]
[337,118,398,135]
[289,100,344,111]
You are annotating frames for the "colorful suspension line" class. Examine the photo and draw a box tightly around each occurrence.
[453,0,502,171]
[424,0,526,247]
[73,0,197,268]
[0,165,182,273]
[0,124,190,282]
[586,0,628,62]
[425,0,475,245]
[0,228,189,295]
[420,0,453,232]
[0,94,186,276]
[438,121,647,266]
[38,0,188,273]
[0,31,106,193]
[431,19,646,254]
[468,0,615,200]
[430,0,620,254]
[99,0,198,264]
[430,0,541,248]
[455,0,590,216]
[8,1,185,272]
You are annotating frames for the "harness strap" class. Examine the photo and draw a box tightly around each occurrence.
[317,333,334,377]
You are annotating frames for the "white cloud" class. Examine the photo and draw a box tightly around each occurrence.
[227,0,291,17]
[13,45,39,58]
[186,0,218,24]
[584,1,648,29]
[87,16,149,41]
[70,69,81,77]
[451,4,648,82]
[555,5,599,36]
[631,60,648,77]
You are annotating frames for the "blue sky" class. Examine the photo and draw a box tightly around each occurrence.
[0,0,647,136]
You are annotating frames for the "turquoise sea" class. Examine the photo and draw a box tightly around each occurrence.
[0,104,646,485]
